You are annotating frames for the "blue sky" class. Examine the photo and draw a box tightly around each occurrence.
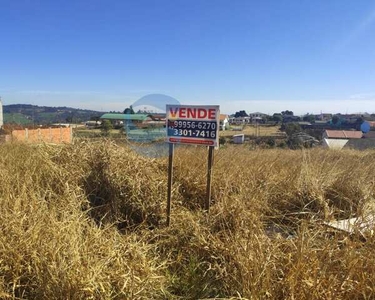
[1,0,375,115]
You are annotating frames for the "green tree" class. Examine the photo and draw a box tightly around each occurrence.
[331,115,342,127]
[302,114,315,123]
[331,115,340,125]
[262,115,271,123]
[266,137,276,147]
[282,122,302,136]
[281,110,294,116]
[272,113,283,123]
[356,117,364,125]
[123,105,135,114]
[101,120,113,136]
[65,115,73,123]
[234,110,248,118]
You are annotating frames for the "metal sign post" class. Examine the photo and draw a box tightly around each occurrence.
[205,146,214,212]
[166,104,219,225]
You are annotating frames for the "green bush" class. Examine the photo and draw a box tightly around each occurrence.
[101,120,113,136]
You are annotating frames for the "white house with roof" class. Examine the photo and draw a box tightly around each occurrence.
[248,112,268,123]
[229,116,250,125]
[248,112,267,118]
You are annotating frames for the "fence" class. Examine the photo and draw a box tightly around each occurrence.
[11,127,73,144]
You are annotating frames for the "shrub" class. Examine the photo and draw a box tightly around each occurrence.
[101,119,113,136]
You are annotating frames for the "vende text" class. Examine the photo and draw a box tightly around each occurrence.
[169,107,216,120]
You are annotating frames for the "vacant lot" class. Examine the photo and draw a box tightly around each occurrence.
[0,141,375,299]
[74,124,283,140]
[220,125,283,137]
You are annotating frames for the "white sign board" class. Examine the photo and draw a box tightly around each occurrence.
[166,105,220,147]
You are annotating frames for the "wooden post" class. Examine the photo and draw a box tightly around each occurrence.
[205,146,214,212]
[166,143,174,226]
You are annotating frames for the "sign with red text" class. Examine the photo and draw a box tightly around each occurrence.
[166,105,220,147]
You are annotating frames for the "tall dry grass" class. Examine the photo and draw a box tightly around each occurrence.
[0,140,375,299]
[0,142,166,299]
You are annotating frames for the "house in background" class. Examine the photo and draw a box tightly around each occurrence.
[282,115,301,123]
[322,130,363,139]
[148,113,167,127]
[248,112,268,123]
[315,113,333,121]
[229,116,250,125]
[100,113,152,128]
[85,120,102,129]
[219,114,229,130]
[149,113,166,122]
[298,121,312,129]
[322,130,363,150]
[346,130,375,150]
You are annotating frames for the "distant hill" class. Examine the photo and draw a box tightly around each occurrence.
[3,104,106,125]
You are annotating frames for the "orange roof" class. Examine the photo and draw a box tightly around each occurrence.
[220,114,228,121]
[325,130,363,139]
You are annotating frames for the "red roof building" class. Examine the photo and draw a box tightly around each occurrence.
[323,130,363,139]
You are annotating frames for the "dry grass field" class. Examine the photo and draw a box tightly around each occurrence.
[219,125,283,137]
[1,140,375,299]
